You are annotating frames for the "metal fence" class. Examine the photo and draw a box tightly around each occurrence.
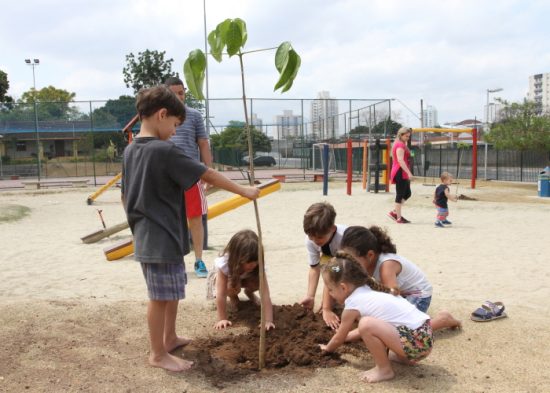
[1,99,548,183]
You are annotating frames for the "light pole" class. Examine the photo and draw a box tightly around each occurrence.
[485,88,503,180]
[486,88,503,131]
[25,58,41,180]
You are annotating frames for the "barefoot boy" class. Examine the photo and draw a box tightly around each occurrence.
[122,85,259,372]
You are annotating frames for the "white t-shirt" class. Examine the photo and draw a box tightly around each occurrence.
[345,285,429,330]
[374,253,433,298]
[214,254,260,280]
[305,224,348,266]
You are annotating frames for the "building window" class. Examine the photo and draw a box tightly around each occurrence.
[16,141,27,152]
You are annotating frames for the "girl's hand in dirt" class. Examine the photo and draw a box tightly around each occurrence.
[322,309,340,330]
[214,320,232,330]
[263,321,275,331]
[300,296,314,310]
[319,344,329,352]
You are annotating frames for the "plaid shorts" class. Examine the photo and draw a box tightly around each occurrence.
[141,263,187,301]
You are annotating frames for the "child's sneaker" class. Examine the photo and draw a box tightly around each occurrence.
[396,217,410,224]
[441,219,452,225]
[194,259,208,278]
[435,221,445,228]
[388,211,398,221]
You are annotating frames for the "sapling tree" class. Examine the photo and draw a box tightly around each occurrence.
[183,18,300,369]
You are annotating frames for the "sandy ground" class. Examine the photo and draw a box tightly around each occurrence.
[1,178,550,393]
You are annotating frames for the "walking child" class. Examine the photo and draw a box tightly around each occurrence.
[211,229,275,331]
[299,202,348,329]
[319,252,433,383]
[340,225,460,331]
[434,171,458,228]
[121,85,259,372]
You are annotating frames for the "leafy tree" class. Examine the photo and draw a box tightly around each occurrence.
[0,70,12,102]
[210,120,271,154]
[486,99,550,151]
[93,95,136,126]
[123,50,176,94]
[0,69,14,112]
[350,125,369,134]
[372,117,402,136]
[18,85,78,120]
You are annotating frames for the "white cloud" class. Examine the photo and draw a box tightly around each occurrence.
[2,0,550,124]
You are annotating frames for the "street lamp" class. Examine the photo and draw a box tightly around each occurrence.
[484,88,503,180]
[25,58,41,180]
[486,88,503,129]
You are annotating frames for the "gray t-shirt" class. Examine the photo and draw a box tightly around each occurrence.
[170,106,207,161]
[122,137,207,264]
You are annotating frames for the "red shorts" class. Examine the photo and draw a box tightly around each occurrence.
[184,181,208,218]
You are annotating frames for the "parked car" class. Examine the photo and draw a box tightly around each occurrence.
[241,155,277,167]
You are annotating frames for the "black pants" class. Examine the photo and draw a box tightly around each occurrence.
[395,169,411,203]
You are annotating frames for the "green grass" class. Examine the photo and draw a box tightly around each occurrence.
[0,204,31,223]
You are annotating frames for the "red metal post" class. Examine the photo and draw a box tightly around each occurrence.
[471,128,477,189]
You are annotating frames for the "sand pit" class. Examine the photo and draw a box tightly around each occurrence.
[1,179,550,392]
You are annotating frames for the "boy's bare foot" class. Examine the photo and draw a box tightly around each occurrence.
[359,366,395,383]
[165,336,192,353]
[149,353,193,372]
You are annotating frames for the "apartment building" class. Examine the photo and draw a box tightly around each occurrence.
[310,91,339,139]
[527,72,550,115]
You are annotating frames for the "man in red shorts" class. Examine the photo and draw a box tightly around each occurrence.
[166,77,212,278]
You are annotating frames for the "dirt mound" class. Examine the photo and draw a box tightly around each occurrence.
[185,302,364,387]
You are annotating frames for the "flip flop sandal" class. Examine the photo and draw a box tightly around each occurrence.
[470,301,507,322]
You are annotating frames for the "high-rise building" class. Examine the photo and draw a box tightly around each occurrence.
[310,91,339,139]
[250,113,263,128]
[422,105,438,128]
[274,110,302,138]
[527,72,550,115]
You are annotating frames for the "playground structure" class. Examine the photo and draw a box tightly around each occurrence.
[86,115,139,205]
[314,128,478,196]
[411,128,478,189]
[102,179,281,261]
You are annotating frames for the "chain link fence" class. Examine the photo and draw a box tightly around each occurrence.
[1,99,548,183]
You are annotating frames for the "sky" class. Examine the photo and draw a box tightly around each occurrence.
[2,0,550,129]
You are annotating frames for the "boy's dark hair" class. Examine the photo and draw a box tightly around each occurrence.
[303,202,336,237]
[322,251,390,293]
[164,76,184,87]
[136,85,185,123]
[341,225,397,256]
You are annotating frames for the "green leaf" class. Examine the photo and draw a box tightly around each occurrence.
[274,41,291,72]
[234,18,248,47]
[208,30,223,62]
[274,45,301,93]
[225,21,243,57]
[280,49,301,92]
[183,49,206,100]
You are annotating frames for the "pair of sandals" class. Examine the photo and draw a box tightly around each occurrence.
[470,301,507,322]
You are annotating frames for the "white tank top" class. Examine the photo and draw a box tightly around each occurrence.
[374,253,432,298]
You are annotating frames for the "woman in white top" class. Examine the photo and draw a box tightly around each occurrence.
[340,225,460,331]
[319,252,433,383]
